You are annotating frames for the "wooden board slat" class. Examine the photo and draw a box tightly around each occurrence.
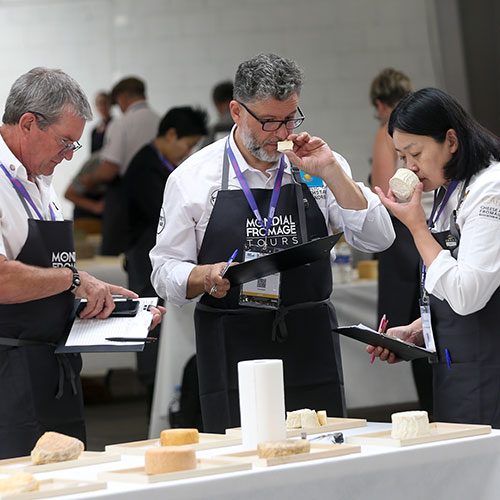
[225,417,367,438]
[97,458,251,484]
[0,451,120,474]
[0,478,106,500]
[346,422,491,447]
[105,433,242,456]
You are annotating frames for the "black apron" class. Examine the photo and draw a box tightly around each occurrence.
[194,153,345,433]
[430,192,500,427]
[0,187,85,459]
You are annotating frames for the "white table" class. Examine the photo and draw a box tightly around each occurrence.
[27,424,500,500]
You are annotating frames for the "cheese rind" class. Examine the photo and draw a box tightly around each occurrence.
[389,168,419,201]
[160,428,199,446]
[257,439,310,458]
[286,408,322,428]
[391,410,430,439]
[0,473,38,494]
[145,446,196,475]
[31,431,84,465]
[277,140,294,152]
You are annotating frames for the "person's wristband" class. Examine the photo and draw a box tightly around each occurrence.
[67,265,81,292]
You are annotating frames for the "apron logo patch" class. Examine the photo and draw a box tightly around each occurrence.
[52,251,76,268]
[245,214,299,248]
[445,235,458,249]
[157,207,166,234]
[210,189,220,207]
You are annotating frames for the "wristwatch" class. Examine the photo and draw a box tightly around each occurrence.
[67,265,81,292]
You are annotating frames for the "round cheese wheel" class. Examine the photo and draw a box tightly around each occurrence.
[391,410,430,439]
[389,168,419,201]
[257,439,310,458]
[145,446,196,475]
[160,428,199,446]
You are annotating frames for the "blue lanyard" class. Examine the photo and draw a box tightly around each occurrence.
[151,142,175,172]
[0,162,56,221]
[226,139,285,238]
[421,180,459,290]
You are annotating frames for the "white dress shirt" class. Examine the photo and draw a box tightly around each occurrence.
[0,133,64,260]
[425,163,500,315]
[99,100,160,175]
[425,161,500,315]
[150,128,395,306]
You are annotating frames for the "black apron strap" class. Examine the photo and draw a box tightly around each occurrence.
[290,165,308,243]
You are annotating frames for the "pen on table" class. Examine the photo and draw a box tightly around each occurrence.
[210,249,238,295]
[105,337,157,343]
[371,314,388,364]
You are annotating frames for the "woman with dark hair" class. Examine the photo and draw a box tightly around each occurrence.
[369,87,500,427]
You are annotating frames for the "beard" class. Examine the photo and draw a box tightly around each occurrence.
[239,124,281,163]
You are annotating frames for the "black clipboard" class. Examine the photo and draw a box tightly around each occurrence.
[334,325,438,362]
[225,233,343,287]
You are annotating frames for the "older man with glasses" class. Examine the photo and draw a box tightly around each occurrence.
[0,67,164,459]
[151,53,395,433]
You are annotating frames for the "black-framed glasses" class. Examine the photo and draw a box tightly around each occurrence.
[237,101,305,132]
[28,111,82,155]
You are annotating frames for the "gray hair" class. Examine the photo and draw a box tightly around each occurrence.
[233,53,303,104]
[3,67,92,128]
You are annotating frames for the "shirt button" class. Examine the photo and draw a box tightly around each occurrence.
[9,164,15,171]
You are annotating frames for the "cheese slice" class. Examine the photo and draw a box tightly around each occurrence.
[317,410,328,426]
[257,439,310,458]
[0,473,38,494]
[277,140,294,152]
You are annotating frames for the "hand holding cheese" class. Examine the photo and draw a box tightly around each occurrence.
[389,168,419,201]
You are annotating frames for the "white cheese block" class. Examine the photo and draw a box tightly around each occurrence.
[286,410,303,429]
[277,140,294,152]
[285,408,320,428]
[389,168,419,201]
[317,410,328,426]
[391,410,430,439]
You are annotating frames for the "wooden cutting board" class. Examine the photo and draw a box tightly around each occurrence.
[98,458,251,483]
[220,442,361,467]
[0,451,120,474]
[105,433,241,456]
[346,422,491,447]
[225,417,367,438]
[0,478,106,499]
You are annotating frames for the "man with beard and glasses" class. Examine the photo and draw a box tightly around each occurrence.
[150,53,395,433]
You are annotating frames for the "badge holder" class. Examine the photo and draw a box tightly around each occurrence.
[239,243,281,310]
[419,293,437,360]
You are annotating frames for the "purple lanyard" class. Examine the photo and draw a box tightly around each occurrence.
[151,142,175,172]
[226,139,285,238]
[421,180,459,290]
[0,162,56,221]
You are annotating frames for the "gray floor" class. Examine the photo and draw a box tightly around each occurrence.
[83,370,420,451]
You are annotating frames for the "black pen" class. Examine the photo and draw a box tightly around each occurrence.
[105,337,157,342]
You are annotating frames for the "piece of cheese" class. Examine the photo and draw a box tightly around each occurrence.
[0,473,38,494]
[391,410,430,439]
[389,168,419,201]
[286,409,321,429]
[160,428,199,446]
[257,439,310,458]
[31,431,84,465]
[317,410,328,426]
[277,140,294,152]
[145,446,196,475]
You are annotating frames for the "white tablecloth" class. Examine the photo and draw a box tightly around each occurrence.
[26,424,500,500]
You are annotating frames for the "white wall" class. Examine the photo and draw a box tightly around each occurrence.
[0,0,442,216]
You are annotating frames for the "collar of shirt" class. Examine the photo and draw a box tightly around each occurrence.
[227,125,292,182]
[125,100,149,115]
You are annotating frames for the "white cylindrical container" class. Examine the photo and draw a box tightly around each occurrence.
[238,359,287,448]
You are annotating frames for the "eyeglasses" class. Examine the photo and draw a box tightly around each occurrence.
[28,111,82,155]
[237,101,305,132]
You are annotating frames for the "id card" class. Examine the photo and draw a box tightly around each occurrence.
[239,249,280,309]
[419,300,437,352]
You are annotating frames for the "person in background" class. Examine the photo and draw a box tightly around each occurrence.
[370,87,500,427]
[81,77,160,255]
[369,68,434,416]
[199,80,234,148]
[90,92,113,153]
[0,67,164,459]
[64,92,113,227]
[123,106,208,413]
[150,53,395,433]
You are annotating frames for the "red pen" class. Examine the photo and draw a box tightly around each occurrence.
[371,314,387,363]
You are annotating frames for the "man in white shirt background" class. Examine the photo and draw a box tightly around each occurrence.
[150,53,396,433]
